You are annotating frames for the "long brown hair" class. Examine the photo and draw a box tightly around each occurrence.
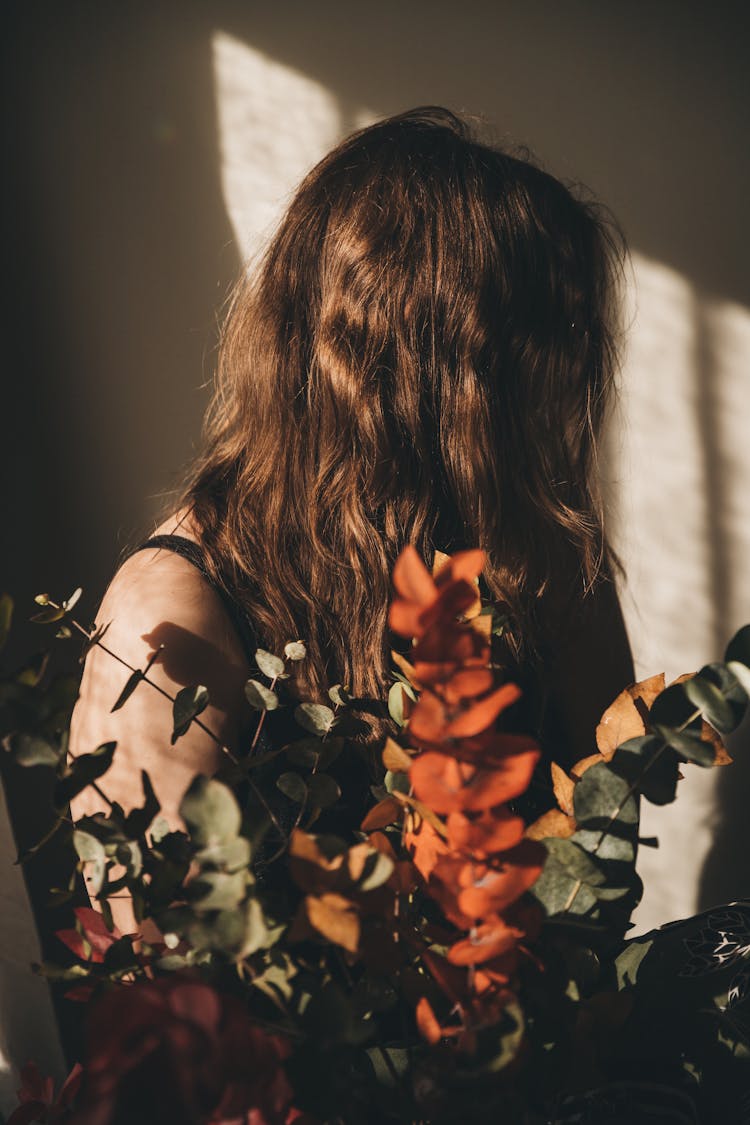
[177,106,627,720]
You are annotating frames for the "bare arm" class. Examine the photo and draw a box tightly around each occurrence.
[68,547,253,929]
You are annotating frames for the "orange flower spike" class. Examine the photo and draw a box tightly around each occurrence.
[446,809,526,858]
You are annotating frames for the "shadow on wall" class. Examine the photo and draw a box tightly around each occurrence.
[2,4,240,667]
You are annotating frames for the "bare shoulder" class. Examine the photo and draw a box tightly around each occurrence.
[69,514,253,827]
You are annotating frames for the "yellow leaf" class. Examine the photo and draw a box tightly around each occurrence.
[526,808,575,840]
[391,650,421,688]
[305,893,360,954]
[595,673,666,760]
[382,737,414,773]
[432,550,451,575]
[551,761,575,816]
[392,790,449,837]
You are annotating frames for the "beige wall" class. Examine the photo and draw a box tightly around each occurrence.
[2,7,748,1089]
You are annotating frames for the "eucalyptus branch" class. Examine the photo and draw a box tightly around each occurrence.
[47,599,288,844]
[562,701,706,914]
[249,672,279,753]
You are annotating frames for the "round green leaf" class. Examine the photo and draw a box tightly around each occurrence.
[255,648,286,679]
[649,682,700,732]
[683,672,736,734]
[171,684,210,743]
[187,870,248,911]
[610,736,680,805]
[652,724,715,767]
[179,777,241,846]
[284,640,307,661]
[328,684,353,707]
[294,702,335,736]
[307,773,342,809]
[244,679,279,711]
[12,734,61,768]
[276,771,308,803]
[728,660,750,698]
[725,625,750,668]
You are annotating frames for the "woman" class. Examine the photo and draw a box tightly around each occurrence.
[68,106,634,891]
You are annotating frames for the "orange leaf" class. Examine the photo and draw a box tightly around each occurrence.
[698,720,732,766]
[445,683,522,739]
[367,831,397,860]
[433,548,486,588]
[411,750,540,814]
[470,612,493,639]
[305,893,360,954]
[361,796,403,832]
[392,545,437,607]
[414,621,489,666]
[408,682,521,744]
[446,810,525,857]
[415,996,443,1045]
[447,917,523,966]
[393,791,449,836]
[288,829,344,894]
[405,816,450,881]
[441,668,495,704]
[525,808,575,841]
[391,649,420,687]
[382,737,414,773]
[595,673,666,760]
[454,840,545,918]
[551,761,575,816]
[388,600,425,638]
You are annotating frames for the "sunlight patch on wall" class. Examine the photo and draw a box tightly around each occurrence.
[610,250,750,931]
[211,31,376,268]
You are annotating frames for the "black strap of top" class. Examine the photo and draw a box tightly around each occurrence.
[122,534,259,663]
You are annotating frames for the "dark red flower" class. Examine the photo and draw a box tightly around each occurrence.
[7,1062,82,1125]
[72,974,296,1125]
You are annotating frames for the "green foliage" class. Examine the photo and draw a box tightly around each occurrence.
[244,679,279,710]
[4,578,750,1124]
[171,684,210,742]
[179,776,242,846]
